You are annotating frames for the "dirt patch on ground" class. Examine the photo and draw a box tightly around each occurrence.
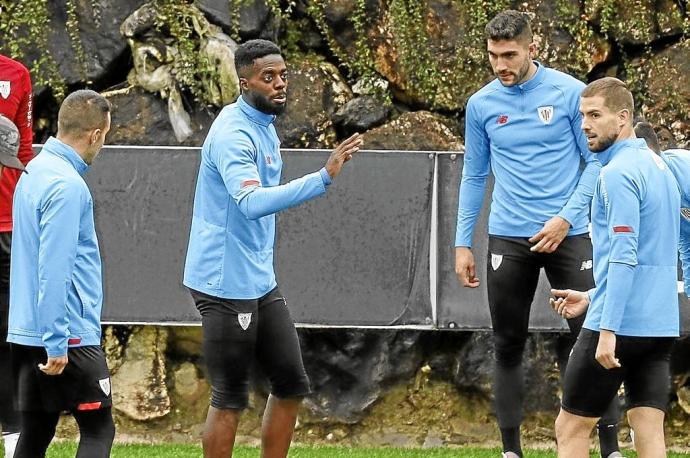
[54,373,690,451]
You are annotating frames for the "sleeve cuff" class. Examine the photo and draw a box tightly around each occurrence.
[319,167,332,186]
[556,211,574,227]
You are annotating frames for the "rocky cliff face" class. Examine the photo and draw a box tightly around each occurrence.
[3,0,688,149]
[98,326,690,447]
[2,0,690,446]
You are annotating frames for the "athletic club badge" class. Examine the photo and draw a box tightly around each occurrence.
[491,253,503,271]
[99,377,111,396]
[682,208,690,222]
[537,106,553,124]
[0,81,10,99]
[238,313,252,331]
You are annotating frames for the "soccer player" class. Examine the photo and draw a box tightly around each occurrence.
[183,39,362,458]
[453,10,619,457]
[8,90,115,458]
[552,78,681,458]
[0,52,33,457]
[631,121,690,297]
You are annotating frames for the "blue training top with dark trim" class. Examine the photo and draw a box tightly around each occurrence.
[455,62,601,247]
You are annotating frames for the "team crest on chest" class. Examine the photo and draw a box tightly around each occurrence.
[99,377,111,396]
[0,81,10,99]
[238,313,252,330]
[537,106,554,124]
[682,208,690,221]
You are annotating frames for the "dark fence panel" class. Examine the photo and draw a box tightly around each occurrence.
[436,153,572,331]
[276,151,434,325]
[86,147,201,322]
[45,146,687,331]
[84,147,433,325]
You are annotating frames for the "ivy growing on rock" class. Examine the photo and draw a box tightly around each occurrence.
[0,0,64,99]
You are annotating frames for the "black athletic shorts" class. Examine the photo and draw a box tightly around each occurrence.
[11,344,112,413]
[562,329,674,417]
[190,286,311,410]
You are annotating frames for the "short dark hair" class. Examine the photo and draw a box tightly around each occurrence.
[234,39,283,78]
[581,77,634,117]
[634,120,661,153]
[57,90,110,136]
[485,10,533,42]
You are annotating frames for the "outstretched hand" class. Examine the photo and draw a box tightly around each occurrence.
[325,133,363,179]
[550,288,589,319]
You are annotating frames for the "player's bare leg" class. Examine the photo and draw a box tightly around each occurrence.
[555,408,599,458]
[627,407,666,458]
[203,406,240,458]
[260,395,301,458]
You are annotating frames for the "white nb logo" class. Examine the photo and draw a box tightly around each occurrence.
[238,313,252,331]
[580,260,593,271]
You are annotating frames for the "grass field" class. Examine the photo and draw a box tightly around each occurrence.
[2,444,686,457]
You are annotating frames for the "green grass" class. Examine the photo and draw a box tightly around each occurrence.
[2,443,683,457]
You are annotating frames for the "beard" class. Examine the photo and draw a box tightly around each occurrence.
[590,131,618,152]
[249,92,287,116]
[496,57,532,87]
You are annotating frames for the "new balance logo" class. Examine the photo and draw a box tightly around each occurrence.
[580,260,593,271]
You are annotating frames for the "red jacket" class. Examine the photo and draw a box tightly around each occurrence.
[0,54,34,232]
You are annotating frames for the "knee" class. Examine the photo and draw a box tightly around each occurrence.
[494,334,526,366]
[555,410,594,442]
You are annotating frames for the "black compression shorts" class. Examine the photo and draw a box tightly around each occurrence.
[562,329,674,417]
[11,344,112,413]
[190,287,311,410]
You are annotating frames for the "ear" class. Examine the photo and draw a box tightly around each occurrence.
[528,41,537,58]
[618,109,631,128]
[239,77,249,92]
[91,128,102,145]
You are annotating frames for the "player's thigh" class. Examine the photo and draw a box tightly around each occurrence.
[487,236,540,340]
[191,289,259,404]
[561,329,624,418]
[64,346,113,412]
[620,336,674,413]
[255,289,310,398]
[543,235,594,291]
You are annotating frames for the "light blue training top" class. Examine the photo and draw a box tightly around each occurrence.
[585,139,680,337]
[455,63,600,247]
[661,148,690,296]
[8,137,103,357]
[183,96,331,299]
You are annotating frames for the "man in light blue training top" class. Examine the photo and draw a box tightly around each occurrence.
[632,120,690,294]
[552,78,681,458]
[453,10,618,457]
[183,39,362,458]
[660,148,690,295]
[8,90,115,457]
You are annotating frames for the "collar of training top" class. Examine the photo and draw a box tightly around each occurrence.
[237,95,276,127]
[43,136,89,175]
[597,138,647,166]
